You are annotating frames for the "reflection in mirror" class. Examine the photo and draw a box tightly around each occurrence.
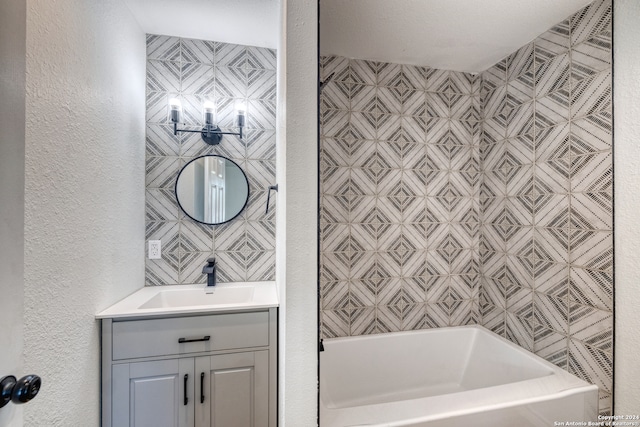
[176,155,249,225]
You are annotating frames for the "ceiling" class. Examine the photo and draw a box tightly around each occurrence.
[123,0,280,49]
[320,0,594,73]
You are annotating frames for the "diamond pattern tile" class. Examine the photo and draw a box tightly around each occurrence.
[146,255,180,286]
[571,71,611,120]
[145,36,277,287]
[146,156,180,189]
[179,221,213,252]
[181,38,215,64]
[319,29,612,405]
[322,310,350,339]
[247,47,277,71]
[146,189,179,221]
[571,37,611,84]
[571,0,612,46]
[180,252,212,284]
[568,339,612,393]
[507,43,535,82]
[506,312,534,351]
[181,63,214,95]
[535,53,570,97]
[147,60,181,93]
[146,91,172,124]
[534,327,568,369]
[215,42,247,68]
[535,20,570,64]
[147,35,181,61]
[146,124,180,157]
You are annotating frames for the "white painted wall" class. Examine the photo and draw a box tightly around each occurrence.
[277,0,319,424]
[613,0,640,413]
[0,0,26,425]
[23,1,146,425]
[123,0,280,49]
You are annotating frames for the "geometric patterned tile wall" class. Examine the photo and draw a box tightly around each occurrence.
[145,35,277,285]
[319,57,481,339]
[479,0,613,415]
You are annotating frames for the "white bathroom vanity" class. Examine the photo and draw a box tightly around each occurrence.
[96,282,278,427]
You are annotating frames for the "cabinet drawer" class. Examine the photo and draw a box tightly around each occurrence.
[112,311,269,360]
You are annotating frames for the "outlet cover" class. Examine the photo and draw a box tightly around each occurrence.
[148,240,161,259]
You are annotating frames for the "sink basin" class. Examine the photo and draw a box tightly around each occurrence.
[138,286,255,309]
[96,281,278,319]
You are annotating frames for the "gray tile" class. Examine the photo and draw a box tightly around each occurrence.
[146,189,180,221]
[215,42,247,68]
[571,71,611,120]
[568,339,612,393]
[146,124,180,157]
[534,326,568,369]
[179,251,212,284]
[534,20,570,62]
[181,38,215,64]
[569,303,613,353]
[321,309,350,338]
[146,91,173,124]
[570,0,612,47]
[246,46,277,70]
[179,221,213,252]
[147,60,181,93]
[569,267,612,312]
[246,250,276,281]
[146,156,180,188]
[214,251,247,282]
[145,253,180,286]
[147,35,181,61]
[181,63,214,95]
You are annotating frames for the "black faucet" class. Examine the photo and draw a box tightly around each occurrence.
[202,258,217,287]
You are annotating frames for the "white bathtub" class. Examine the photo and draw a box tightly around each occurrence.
[320,325,598,427]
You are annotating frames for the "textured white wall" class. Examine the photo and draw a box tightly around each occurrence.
[277,0,319,424]
[23,1,145,425]
[0,0,26,425]
[613,0,640,413]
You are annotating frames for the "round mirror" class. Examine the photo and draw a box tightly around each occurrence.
[175,155,249,225]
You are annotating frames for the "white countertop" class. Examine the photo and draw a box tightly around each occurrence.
[96,281,278,319]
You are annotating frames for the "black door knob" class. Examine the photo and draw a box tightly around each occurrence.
[11,375,41,404]
[0,376,16,409]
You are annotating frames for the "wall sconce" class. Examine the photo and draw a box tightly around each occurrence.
[169,98,245,145]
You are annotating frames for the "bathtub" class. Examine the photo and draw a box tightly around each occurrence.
[320,325,598,427]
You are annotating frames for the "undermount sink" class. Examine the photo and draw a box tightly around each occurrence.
[138,286,255,309]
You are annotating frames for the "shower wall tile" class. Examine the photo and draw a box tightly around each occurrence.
[480,0,612,415]
[320,56,480,338]
[322,0,612,413]
[145,35,277,285]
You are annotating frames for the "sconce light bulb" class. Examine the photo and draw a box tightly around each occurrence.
[235,101,247,133]
[169,98,182,110]
[203,100,215,113]
[235,101,247,114]
[169,98,182,123]
[203,100,216,125]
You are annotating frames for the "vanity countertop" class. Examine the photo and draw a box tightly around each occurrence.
[96,281,278,319]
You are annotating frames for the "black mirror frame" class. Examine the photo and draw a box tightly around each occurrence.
[175,154,250,226]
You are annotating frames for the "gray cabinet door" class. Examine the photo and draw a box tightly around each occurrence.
[195,351,269,427]
[112,358,195,427]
